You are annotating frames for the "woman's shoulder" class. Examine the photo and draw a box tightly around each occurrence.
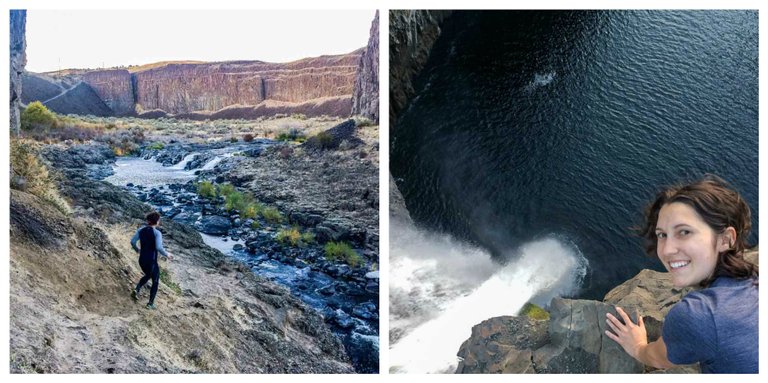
[671,276,757,320]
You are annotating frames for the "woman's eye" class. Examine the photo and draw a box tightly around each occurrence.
[679,229,691,236]
[656,232,666,239]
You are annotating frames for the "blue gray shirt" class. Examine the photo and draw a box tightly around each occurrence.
[130,226,169,259]
[663,276,758,373]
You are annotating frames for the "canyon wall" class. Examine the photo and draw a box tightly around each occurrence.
[75,51,361,117]
[23,50,361,119]
[10,10,26,135]
[81,69,135,115]
[352,10,380,123]
[389,10,452,128]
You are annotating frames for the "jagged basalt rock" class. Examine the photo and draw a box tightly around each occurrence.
[457,316,548,373]
[352,11,380,122]
[457,300,643,374]
[82,70,135,115]
[10,10,26,135]
[389,10,453,127]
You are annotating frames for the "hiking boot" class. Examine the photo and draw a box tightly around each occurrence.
[146,303,157,310]
[131,290,138,302]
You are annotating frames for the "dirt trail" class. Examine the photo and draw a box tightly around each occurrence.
[42,81,83,104]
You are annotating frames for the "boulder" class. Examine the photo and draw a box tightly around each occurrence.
[533,299,644,373]
[196,215,231,235]
[456,316,548,374]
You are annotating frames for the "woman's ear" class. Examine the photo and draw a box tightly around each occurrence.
[718,227,737,252]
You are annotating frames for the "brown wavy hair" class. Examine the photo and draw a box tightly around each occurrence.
[639,175,757,287]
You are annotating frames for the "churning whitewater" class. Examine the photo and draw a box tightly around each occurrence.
[389,220,588,374]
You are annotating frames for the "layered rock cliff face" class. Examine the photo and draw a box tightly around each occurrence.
[10,10,26,135]
[352,11,380,123]
[24,51,362,119]
[81,70,135,115]
[389,10,452,128]
[131,53,359,115]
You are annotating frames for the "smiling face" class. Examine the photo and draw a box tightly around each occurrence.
[655,202,731,288]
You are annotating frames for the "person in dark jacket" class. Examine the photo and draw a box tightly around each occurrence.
[130,211,173,309]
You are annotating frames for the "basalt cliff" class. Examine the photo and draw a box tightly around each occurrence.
[351,11,380,123]
[22,51,362,119]
[10,10,27,135]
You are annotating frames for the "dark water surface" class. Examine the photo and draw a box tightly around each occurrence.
[391,10,758,299]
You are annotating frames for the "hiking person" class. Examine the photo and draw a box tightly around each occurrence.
[130,211,174,309]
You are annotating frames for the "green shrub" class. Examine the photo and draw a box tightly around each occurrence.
[276,127,306,143]
[260,207,283,224]
[519,303,549,320]
[300,231,315,246]
[276,227,302,246]
[217,183,235,198]
[315,131,334,149]
[229,136,238,143]
[224,191,247,212]
[324,241,362,268]
[241,202,261,219]
[147,141,164,150]
[21,101,57,130]
[354,117,375,127]
[291,113,307,120]
[197,181,216,199]
[10,140,71,215]
[251,220,261,230]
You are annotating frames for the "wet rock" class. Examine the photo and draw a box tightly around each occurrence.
[171,211,198,226]
[332,309,355,329]
[196,216,231,235]
[352,302,378,320]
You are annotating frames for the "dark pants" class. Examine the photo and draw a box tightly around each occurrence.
[136,257,159,305]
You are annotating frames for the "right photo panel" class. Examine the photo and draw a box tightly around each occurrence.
[389,10,758,374]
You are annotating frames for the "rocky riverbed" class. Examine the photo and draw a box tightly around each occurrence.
[38,119,380,373]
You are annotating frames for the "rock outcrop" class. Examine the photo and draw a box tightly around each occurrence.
[43,82,113,117]
[456,316,548,373]
[456,249,758,374]
[352,11,380,123]
[81,70,135,115]
[457,300,643,374]
[389,10,453,127]
[10,10,26,135]
[389,173,412,224]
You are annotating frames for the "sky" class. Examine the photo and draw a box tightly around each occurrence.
[25,9,376,73]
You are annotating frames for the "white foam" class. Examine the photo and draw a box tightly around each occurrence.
[169,152,199,170]
[389,220,587,374]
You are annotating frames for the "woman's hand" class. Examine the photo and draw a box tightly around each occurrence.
[605,306,647,359]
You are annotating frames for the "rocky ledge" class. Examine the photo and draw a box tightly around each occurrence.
[456,250,758,374]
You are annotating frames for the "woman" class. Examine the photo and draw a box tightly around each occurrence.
[605,175,758,373]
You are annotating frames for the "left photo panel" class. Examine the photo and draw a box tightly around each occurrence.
[9,9,379,373]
